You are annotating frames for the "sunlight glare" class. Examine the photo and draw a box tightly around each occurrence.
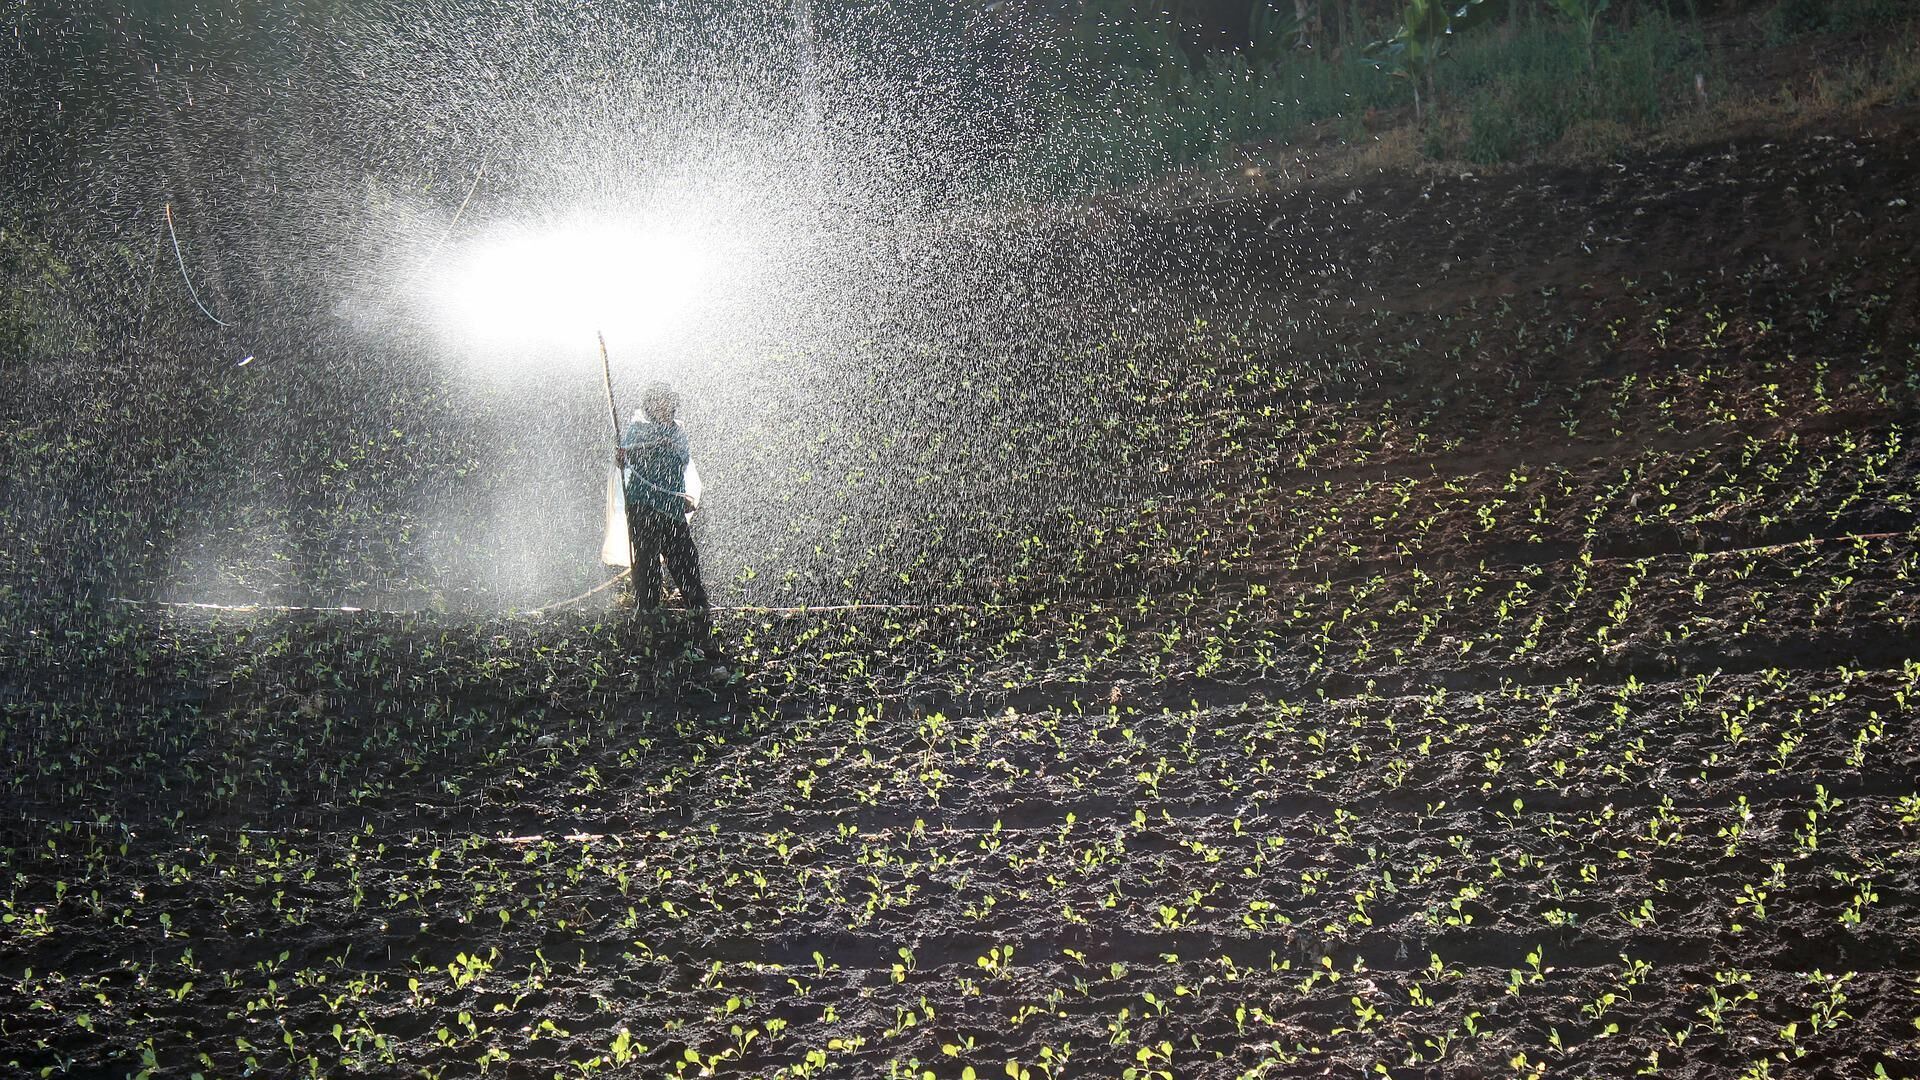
[433,217,713,354]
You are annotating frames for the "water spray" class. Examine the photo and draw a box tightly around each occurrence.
[49,2,1116,613]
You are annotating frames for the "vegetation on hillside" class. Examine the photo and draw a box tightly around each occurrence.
[1022,0,1920,188]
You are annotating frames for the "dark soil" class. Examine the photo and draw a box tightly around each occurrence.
[3,117,1919,1078]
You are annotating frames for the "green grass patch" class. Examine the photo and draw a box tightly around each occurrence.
[1436,15,1705,164]
[0,216,87,359]
[1024,8,1720,188]
[1026,33,1400,191]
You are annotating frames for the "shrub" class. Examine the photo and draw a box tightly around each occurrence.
[1028,35,1398,190]
[1764,0,1912,43]
[1762,0,1829,43]
[1439,13,1701,163]
[1887,36,1920,103]
[0,218,82,359]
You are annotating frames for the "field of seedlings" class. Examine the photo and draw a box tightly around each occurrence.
[4,124,1919,1079]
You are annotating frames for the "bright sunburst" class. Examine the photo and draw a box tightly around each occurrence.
[431,216,714,355]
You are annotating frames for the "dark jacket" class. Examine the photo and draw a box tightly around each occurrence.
[621,420,690,515]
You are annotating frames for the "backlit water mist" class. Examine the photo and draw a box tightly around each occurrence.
[10,1,1314,611]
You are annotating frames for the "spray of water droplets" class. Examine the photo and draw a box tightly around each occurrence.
[7,1,1348,612]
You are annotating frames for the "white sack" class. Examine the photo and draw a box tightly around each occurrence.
[683,459,702,512]
[600,457,703,568]
[601,465,631,567]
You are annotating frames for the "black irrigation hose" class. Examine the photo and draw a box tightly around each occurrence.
[164,203,228,328]
[105,596,416,616]
[96,527,1915,621]
[105,576,997,618]
[519,567,630,615]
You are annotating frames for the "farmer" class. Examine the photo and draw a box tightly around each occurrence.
[615,383,709,612]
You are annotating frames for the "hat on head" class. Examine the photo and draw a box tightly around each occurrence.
[641,383,680,423]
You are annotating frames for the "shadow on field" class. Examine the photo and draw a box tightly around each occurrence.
[0,597,765,837]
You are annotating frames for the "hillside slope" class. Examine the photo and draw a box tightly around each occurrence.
[3,121,1918,1078]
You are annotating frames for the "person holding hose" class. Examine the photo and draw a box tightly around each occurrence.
[615,383,708,612]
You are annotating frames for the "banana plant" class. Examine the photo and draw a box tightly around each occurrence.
[1545,0,1610,69]
[1370,0,1495,124]
[1246,2,1306,71]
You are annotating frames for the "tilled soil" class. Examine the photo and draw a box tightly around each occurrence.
[3,120,1919,1079]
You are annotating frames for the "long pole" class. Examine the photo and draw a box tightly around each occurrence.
[599,331,635,570]
[598,331,621,438]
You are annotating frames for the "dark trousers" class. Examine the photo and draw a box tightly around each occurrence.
[627,506,708,611]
